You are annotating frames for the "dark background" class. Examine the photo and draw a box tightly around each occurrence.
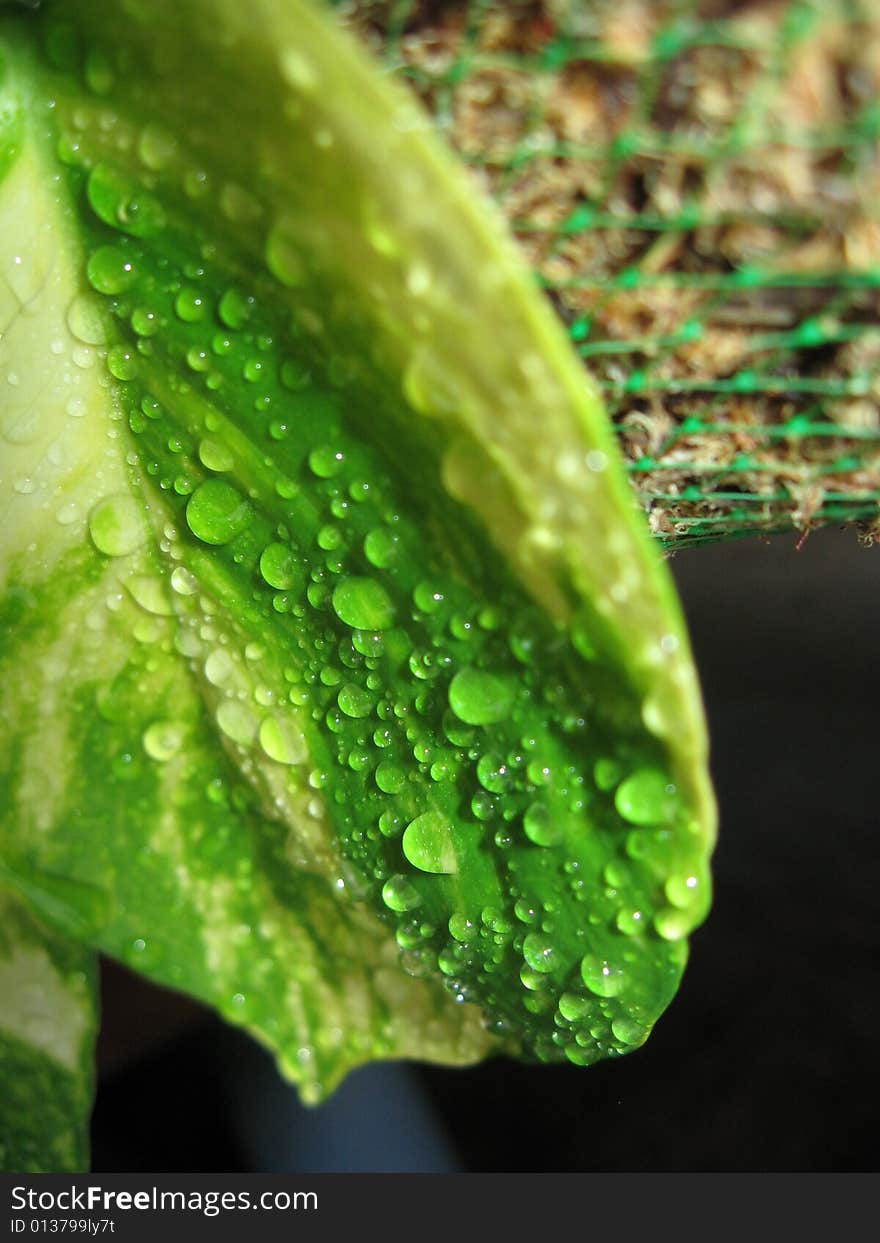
[91,527,880,1172]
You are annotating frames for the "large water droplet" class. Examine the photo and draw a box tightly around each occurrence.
[88,494,147,557]
[338,683,372,719]
[615,767,676,826]
[523,801,563,847]
[259,716,307,765]
[375,761,406,794]
[611,1015,649,1046]
[265,223,306,287]
[581,953,625,998]
[142,720,185,762]
[332,576,394,631]
[216,699,258,746]
[86,163,165,238]
[186,480,251,545]
[66,293,107,345]
[218,287,252,330]
[86,245,137,295]
[523,932,557,974]
[259,542,301,590]
[198,438,234,473]
[382,874,421,913]
[448,667,516,726]
[175,287,207,322]
[402,811,458,875]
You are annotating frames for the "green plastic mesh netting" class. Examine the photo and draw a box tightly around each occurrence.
[331,0,880,547]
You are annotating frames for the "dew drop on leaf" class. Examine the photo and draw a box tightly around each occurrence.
[66,292,107,345]
[614,767,676,826]
[174,287,207,322]
[448,667,516,726]
[375,760,406,794]
[308,445,344,478]
[523,932,557,974]
[331,576,394,631]
[381,875,421,913]
[86,244,137,294]
[215,700,259,746]
[142,720,185,762]
[88,494,147,557]
[581,953,626,998]
[259,542,300,590]
[265,224,306,287]
[198,438,234,473]
[558,993,591,1022]
[186,480,251,545]
[258,716,307,766]
[402,812,458,875]
[523,801,562,847]
[337,683,372,719]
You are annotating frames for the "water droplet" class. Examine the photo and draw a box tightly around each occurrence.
[665,872,702,909]
[88,494,147,557]
[520,964,546,991]
[308,445,344,478]
[615,908,644,936]
[86,245,137,294]
[654,907,690,941]
[216,286,252,330]
[281,48,319,93]
[138,123,177,170]
[175,287,207,322]
[66,293,107,345]
[402,346,463,418]
[143,720,185,762]
[259,716,307,765]
[523,932,556,974]
[402,811,457,875]
[186,480,251,545]
[204,649,236,687]
[558,992,591,1022]
[406,261,432,297]
[265,223,306,287]
[615,767,676,826]
[259,542,300,591]
[413,581,444,614]
[131,306,159,337]
[332,576,394,631]
[198,438,234,473]
[611,1015,649,1046]
[127,574,172,615]
[476,752,510,794]
[514,899,539,925]
[216,699,258,746]
[86,163,165,237]
[170,565,198,595]
[220,182,261,224]
[352,630,384,659]
[84,48,114,95]
[338,683,372,719]
[382,874,421,913]
[581,953,625,997]
[523,801,563,847]
[374,761,405,794]
[448,667,515,726]
[106,344,137,381]
[448,913,477,943]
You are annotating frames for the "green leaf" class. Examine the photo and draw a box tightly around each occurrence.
[0,892,97,1172]
[0,0,716,1156]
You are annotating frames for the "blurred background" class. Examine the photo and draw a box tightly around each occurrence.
[90,525,880,1172]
